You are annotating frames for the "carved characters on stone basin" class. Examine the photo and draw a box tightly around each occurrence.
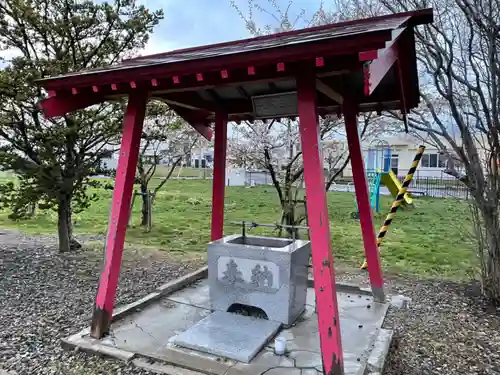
[217,256,280,293]
[221,259,244,284]
[250,264,273,288]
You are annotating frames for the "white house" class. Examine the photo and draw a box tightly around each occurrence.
[190,147,214,168]
[333,134,455,179]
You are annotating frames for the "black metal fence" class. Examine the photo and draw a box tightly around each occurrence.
[245,170,470,199]
[399,175,470,199]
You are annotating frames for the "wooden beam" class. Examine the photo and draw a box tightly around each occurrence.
[316,69,352,78]
[166,105,213,141]
[158,92,252,114]
[297,66,345,375]
[315,78,344,104]
[360,28,406,96]
[211,111,228,240]
[161,98,209,112]
[39,93,106,118]
[90,92,147,339]
[191,123,213,141]
[236,86,251,100]
[363,45,398,96]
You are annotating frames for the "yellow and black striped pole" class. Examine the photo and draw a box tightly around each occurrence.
[361,145,426,270]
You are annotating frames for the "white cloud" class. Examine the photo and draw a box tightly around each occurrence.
[1,47,21,61]
[0,48,22,68]
[142,36,181,56]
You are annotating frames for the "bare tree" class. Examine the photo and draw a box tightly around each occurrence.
[367,0,500,304]
[236,0,500,303]
[228,116,361,237]
[229,0,392,237]
[132,101,202,231]
[229,119,306,237]
[230,0,307,34]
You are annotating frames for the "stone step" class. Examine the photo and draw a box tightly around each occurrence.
[173,311,281,363]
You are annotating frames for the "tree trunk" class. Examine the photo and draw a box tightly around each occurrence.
[146,192,152,232]
[140,184,149,226]
[57,195,72,253]
[57,194,81,253]
[483,243,500,306]
[27,201,36,217]
[284,210,299,239]
[479,207,500,305]
[128,191,137,227]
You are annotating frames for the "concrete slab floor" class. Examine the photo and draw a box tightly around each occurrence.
[64,279,393,375]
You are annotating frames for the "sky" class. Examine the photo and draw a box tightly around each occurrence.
[137,0,327,56]
[0,0,327,66]
[133,0,329,137]
[0,0,331,139]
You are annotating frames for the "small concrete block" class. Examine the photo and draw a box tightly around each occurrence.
[366,329,394,373]
[390,294,411,309]
[301,369,319,375]
[265,368,301,375]
[173,311,281,363]
[289,350,322,368]
[132,358,207,375]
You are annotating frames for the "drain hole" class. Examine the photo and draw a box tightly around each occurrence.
[227,303,268,319]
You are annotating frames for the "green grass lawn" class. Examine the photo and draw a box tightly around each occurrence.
[0,179,477,279]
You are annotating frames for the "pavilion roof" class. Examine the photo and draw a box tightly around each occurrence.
[38,8,433,139]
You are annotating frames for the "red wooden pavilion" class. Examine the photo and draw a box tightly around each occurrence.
[37,9,433,375]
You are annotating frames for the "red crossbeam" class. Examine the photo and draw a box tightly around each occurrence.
[361,29,405,96]
[39,93,106,118]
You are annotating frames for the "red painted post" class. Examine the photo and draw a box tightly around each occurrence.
[297,68,344,375]
[211,111,228,241]
[343,102,385,302]
[90,92,148,339]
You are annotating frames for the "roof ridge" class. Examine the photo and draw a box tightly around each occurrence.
[123,8,432,63]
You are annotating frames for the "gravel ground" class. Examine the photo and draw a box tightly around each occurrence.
[383,278,500,375]
[0,230,203,375]
[0,230,499,375]
[323,269,500,375]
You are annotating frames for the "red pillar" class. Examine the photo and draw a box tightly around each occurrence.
[343,103,385,302]
[211,111,228,241]
[297,69,344,375]
[90,92,148,338]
